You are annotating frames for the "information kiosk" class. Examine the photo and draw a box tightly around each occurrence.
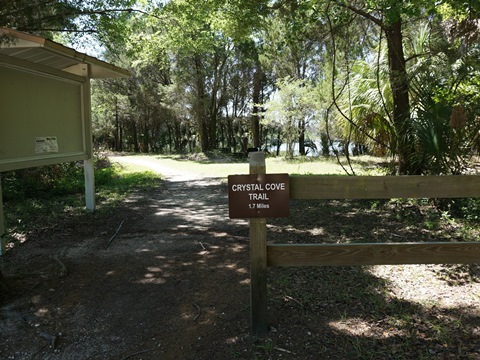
[0,28,129,254]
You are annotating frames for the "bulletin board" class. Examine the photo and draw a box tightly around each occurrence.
[0,62,89,172]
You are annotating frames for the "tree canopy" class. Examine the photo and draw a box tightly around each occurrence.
[2,0,480,174]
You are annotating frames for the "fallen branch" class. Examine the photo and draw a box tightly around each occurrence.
[30,343,48,358]
[119,349,151,360]
[39,332,57,349]
[284,295,303,308]
[193,303,201,321]
[28,281,40,291]
[275,347,295,355]
[106,220,125,249]
[52,255,68,277]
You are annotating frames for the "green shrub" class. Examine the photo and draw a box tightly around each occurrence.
[1,162,85,200]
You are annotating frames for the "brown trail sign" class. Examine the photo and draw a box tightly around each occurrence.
[228,173,290,219]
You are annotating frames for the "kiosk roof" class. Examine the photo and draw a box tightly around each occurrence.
[0,28,129,78]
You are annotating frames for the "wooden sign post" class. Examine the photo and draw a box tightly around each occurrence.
[248,152,268,337]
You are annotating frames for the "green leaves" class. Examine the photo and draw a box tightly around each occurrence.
[263,77,319,156]
[12,0,477,170]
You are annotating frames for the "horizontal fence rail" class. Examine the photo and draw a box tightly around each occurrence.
[269,175,480,269]
[267,242,480,267]
[289,175,480,200]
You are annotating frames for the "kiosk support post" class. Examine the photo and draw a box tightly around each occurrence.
[84,158,95,211]
[248,152,268,337]
[0,174,5,255]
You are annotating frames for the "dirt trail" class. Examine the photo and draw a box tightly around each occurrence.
[1,156,254,360]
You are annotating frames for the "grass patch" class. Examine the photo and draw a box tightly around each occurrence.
[95,163,159,207]
[1,159,161,249]
[111,153,387,178]
[266,155,387,175]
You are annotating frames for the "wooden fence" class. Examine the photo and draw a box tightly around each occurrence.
[247,152,480,337]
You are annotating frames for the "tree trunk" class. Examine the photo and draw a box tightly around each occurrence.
[298,119,306,155]
[114,99,120,151]
[337,3,418,174]
[252,63,263,148]
[385,21,417,174]
[119,124,123,152]
[209,52,228,152]
[209,112,217,151]
[131,120,139,153]
[276,131,281,156]
[194,55,209,152]
[142,121,150,153]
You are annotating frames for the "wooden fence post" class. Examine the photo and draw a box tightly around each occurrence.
[248,151,268,337]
